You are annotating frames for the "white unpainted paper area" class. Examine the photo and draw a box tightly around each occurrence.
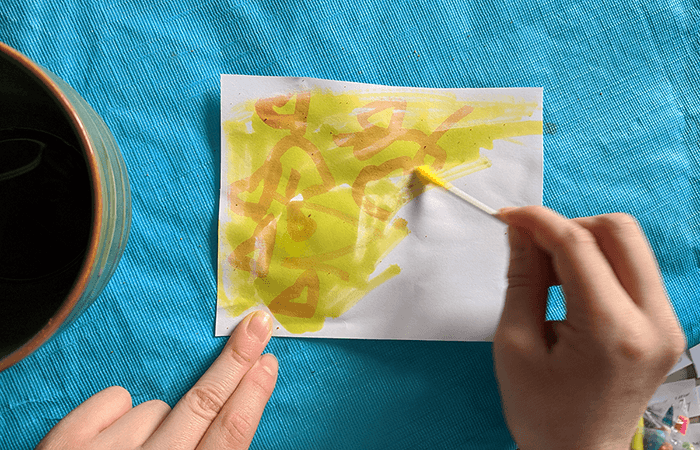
[668,350,693,376]
[217,75,543,340]
[650,378,700,418]
[688,343,700,368]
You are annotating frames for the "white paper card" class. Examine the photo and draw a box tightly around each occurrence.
[217,75,543,340]
[668,350,693,376]
[649,379,700,417]
[688,343,700,369]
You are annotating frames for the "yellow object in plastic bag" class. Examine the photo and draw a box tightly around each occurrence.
[631,416,644,450]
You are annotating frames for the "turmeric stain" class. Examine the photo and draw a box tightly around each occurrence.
[219,89,541,333]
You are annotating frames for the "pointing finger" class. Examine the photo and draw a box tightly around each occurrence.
[144,310,273,450]
[198,354,278,450]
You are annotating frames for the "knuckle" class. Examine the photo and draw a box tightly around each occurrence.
[662,330,687,363]
[506,251,539,288]
[614,335,649,362]
[226,343,256,369]
[220,410,255,448]
[558,224,596,249]
[506,272,533,290]
[672,333,688,355]
[611,319,655,362]
[613,325,685,371]
[656,344,685,373]
[182,384,227,422]
[493,326,536,358]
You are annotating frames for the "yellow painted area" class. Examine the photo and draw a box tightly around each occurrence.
[415,165,447,188]
[219,89,541,333]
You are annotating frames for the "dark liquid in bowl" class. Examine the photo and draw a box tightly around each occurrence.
[0,129,91,357]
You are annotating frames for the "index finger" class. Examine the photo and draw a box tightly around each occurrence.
[499,206,634,328]
[144,310,273,450]
[572,214,668,313]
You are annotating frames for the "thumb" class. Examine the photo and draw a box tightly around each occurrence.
[496,225,554,347]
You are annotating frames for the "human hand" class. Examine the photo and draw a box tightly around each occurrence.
[36,310,277,450]
[493,206,685,450]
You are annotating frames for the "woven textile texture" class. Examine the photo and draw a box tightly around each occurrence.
[1,0,699,448]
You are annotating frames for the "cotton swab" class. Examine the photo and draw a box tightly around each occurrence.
[414,165,504,222]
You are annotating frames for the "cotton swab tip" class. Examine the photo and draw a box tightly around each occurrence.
[414,165,447,188]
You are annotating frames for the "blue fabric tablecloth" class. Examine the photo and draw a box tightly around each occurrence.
[1,1,699,448]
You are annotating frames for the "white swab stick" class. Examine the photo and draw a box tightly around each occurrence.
[414,165,503,222]
[444,184,498,216]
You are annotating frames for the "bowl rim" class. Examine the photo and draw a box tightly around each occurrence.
[0,41,103,372]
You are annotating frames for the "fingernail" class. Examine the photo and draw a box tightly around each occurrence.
[247,311,272,342]
[259,354,278,376]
